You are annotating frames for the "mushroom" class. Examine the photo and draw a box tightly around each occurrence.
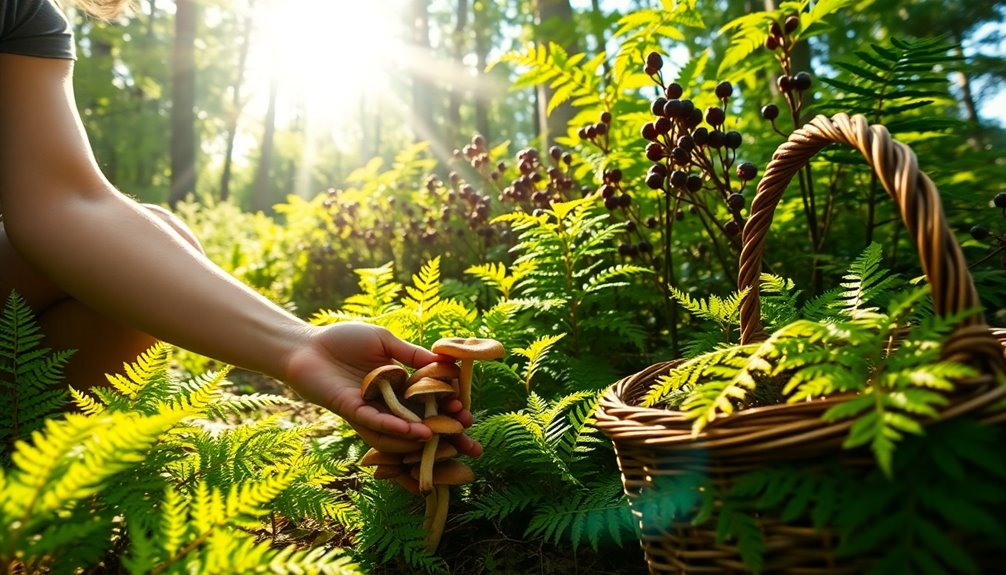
[407,361,461,385]
[359,448,404,467]
[409,460,475,552]
[360,364,421,423]
[430,337,505,411]
[405,378,460,493]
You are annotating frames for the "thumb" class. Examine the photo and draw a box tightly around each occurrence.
[379,330,441,369]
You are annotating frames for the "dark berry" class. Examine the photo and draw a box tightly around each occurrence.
[736,162,757,181]
[705,107,726,127]
[625,220,637,232]
[692,127,709,146]
[677,135,695,151]
[724,219,741,236]
[655,116,672,134]
[649,163,668,178]
[995,192,1006,208]
[727,193,745,211]
[770,21,782,37]
[764,35,779,51]
[675,209,685,221]
[707,130,725,148]
[665,82,683,99]
[608,168,623,183]
[663,99,682,118]
[618,242,634,256]
[784,15,799,33]
[646,142,665,162]
[761,104,780,121]
[600,111,612,124]
[725,131,743,149]
[777,75,792,92]
[680,99,695,117]
[637,240,653,253]
[688,108,704,128]
[604,195,620,210]
[971,225,990,240]
[643,65,658,76]
[686,174,703,192]
[549,145,562,160]
[618,193,632,208]
[646,51,664,71]
[792,71,812,91]
[562,153,572,165]
[641,122,658,141]
[715,81,733,100]
[645,216,659,228]
[651,97,667,116]
[600,184,616,198]
[670,170,688,189]
[646,172,665,190]
[671,147,690,165]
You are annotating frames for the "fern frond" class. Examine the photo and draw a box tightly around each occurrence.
[511,334,566,393]
[524,477,634,551]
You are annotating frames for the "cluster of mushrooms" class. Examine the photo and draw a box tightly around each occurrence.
[358,336,504,551]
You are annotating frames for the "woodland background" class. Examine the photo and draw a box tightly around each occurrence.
[4,0,1006,573]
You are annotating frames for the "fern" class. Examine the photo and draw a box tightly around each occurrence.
[524,476,635,551]
[817,35,962,131]
[511,333,566,393]
[465,260,535,301]
[491,41,604,116]
[0,292,73,456]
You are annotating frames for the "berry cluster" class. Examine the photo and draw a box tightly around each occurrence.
[762,13,813,129]
[578,110,613,153]
[632,51,757,253]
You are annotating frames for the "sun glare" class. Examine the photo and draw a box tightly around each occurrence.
[250,0,410,136]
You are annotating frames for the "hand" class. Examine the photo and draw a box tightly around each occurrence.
[282,321,482,456]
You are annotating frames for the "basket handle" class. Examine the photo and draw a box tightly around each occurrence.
[737,113,1001,367]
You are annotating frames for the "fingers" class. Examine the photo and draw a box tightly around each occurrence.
[448,433,483,458]
[377,327,443,368]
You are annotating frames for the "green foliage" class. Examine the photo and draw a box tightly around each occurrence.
[465,392,635,551]
[0,336,362,575]
[0,292,73,458]
[817,36,962,131]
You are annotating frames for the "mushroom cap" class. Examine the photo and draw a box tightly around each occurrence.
[360,448,404,467]
[404,377,457,400]
[403,442,458,464]
[431,337,505,361]
[423,414,465,435]
[408,361,461,384]
[373,464,403,480]
[409,459,475,485]
[360,364,409,400]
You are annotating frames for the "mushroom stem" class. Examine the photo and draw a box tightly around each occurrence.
[422,488,438,533]
[378,382,421,423]
[458,359,474,411]
[419,435,440,494]
[425,484,450,552]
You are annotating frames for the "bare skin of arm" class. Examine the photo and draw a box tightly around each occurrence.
[0,53,480,456]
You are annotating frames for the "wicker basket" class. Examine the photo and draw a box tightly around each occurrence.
[595,113,1006,574]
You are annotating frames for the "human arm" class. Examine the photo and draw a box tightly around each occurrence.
[0,54,479,453]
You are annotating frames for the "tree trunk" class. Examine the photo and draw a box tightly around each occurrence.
[253,75,279,212]
[220,3,255,202]
[169,0,198,206]
[533,0,579,147]
[446,0,468,147]
[473,0,491,141]
[409,0,436,145]
[951,36,984,147]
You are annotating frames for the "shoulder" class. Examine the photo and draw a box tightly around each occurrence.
[0,0,75,60]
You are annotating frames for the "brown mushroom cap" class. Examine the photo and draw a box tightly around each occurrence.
[423,414,465,435]
[408,361,461,384]
[360,364,410,399]
[403,442,458,464]
[404,377,457,401]
[431,337,505,361]
[360,448,404,467]
[373,464,403,480]
[410,459,475,485]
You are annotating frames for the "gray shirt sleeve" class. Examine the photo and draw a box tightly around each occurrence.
[0,0,75,60]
